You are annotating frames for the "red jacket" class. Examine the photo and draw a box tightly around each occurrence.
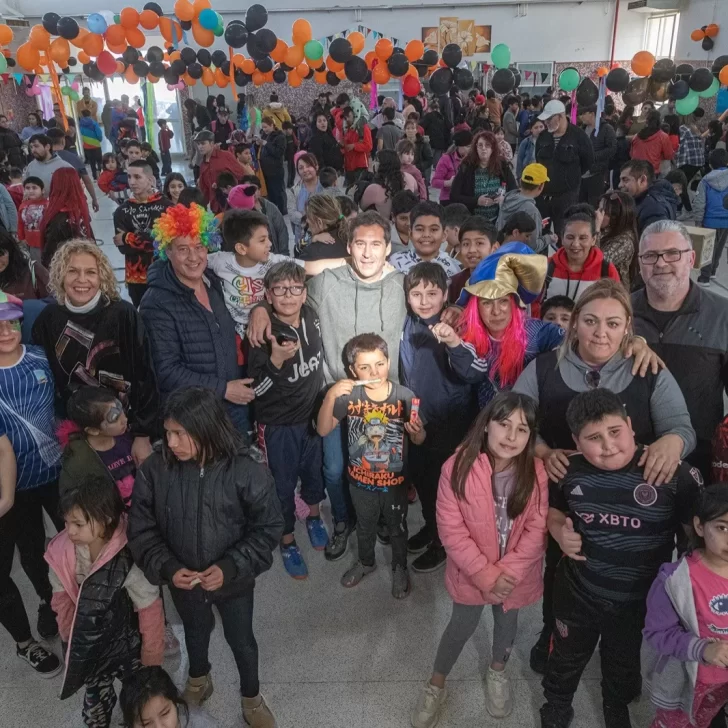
[630,130,674,174]
[199,147,246,213]
[341,125,372,173]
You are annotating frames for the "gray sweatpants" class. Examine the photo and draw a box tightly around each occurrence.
[433,602,519,676]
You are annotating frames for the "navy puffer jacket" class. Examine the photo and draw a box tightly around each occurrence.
[139,260,240,400]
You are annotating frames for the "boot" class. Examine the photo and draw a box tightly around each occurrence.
[242,693,277,728]
[182,674,213,706]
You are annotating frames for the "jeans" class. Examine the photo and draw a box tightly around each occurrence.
[349,486,408,568]
[84,148,103,180]
[170,586,259,698]
[323,424,351,525]
[225,402,251,442]
[160,151,172,176]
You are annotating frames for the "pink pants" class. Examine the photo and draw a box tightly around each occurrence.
[651,681,728,728]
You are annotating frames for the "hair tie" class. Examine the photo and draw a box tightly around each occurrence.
[339,214,345,220]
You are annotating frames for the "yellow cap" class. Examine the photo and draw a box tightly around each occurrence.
[521,163,550,185]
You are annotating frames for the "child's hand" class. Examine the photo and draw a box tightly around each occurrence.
[430,322,461,347]
[558,517,586,561]
[405,418,425,444]
[328,379,355,399]
[270,337,299,368]
[172,568,201,590]
[704,641,728,667]
[199,565,224,591]
[492,572,517,600]
[247,307,272,348]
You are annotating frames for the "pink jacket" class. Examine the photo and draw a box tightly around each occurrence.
[431,150,462,203]
[401,162,427,200]
[437,453,548,609]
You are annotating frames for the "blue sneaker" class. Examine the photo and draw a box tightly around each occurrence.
[306,516,329,550]
[280,542,308,579]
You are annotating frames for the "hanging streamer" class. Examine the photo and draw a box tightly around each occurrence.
[144,79,156,152]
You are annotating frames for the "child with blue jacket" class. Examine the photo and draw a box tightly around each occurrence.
[693,148,728,284]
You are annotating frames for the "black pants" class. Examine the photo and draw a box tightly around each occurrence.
[538,188,580,241]
[579,173,606,209]
[84,148,103,180]
[542,563,644,711]
[265,176,287,216]
[679,164,702,188]
[541,534,562,636]
[349,485,408,568]
[127,282,147,309]
[409,443,452,541]
[700,228,728,279]
[286,157,295,188]
[0,481,63,643]
[170,586,259,698]
[160,151,172,176]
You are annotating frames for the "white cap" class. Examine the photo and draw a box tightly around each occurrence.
[539,99,567,121]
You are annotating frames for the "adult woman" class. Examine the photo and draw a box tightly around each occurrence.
[20,111,46,143]
[31,240,158,465]
[630,110,674,175]
[516,118,545,180]
[404,120,434,184]
[128,386,283,722]
[359,150,417,219]
[420,100,450,172]
[596,191,639,287]
[39,168,94,268]
[139,204,253,435]
[512,279,696,673]
[296,194,349,261]
[0,115,24,169]
[308,113,343,173]
[258,116,287,215]
[0,232,50,300]
[431,130,472,205]
[450,131,517,223]
[163,173,187,205]
[286,153,323,247]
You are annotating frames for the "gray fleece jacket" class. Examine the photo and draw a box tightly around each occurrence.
[306,265,407,384]
[512,348,696,457]
[496,190,549,253]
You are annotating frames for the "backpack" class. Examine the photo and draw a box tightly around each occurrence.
[542,257,611,299]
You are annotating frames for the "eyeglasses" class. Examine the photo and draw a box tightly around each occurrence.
[638,249,691,265]
[585,369,601,389]
[270,285,305,297]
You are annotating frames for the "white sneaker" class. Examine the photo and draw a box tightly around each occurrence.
[411,682,446,728]
[485,667,512,718]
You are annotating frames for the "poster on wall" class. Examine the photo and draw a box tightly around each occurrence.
[422,18,491,56]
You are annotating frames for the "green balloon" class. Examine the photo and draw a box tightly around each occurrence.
[61,85,72,96]
[113,14,120,24]
[675,89,699,115]
[559,68,580,92]
[698,76,720,98]
[213,22,224,37]
[69,90,81,102]
[304,40,323,61]
[491,43,510,70]
[0,55,7,74]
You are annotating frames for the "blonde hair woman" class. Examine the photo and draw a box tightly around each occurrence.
[297,194,350,261]
[33,240,159,465]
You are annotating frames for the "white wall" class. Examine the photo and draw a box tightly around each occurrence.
[674,0,728,60]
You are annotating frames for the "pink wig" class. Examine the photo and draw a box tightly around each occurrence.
[459,295,528,387]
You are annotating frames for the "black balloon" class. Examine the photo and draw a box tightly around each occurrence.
[146,46,164,63]
[668,79,690,100]
[694,107,705,119]
[42,12,60,35]
[220,60,231,75]
[675,63,694,80]
[256,28,277,54]
[247,32,268,60]
[326,70,340,86]
[651,57,675,83]
[702,37,715,52]
[690,67,714,92]
[605,67,630,93]
[57,17,80,40]
[712,55,728,74]
[491,68,516,94]
[442,43,462,69]
[143,2,163,15]
[197,49,212,67]
[125,47,141,64]
[429,67,454,95]
[622,77,649,106]
[163,69,179,85]
[256,56,273,73]
[12,58,23,67]
[329,38,353,64]
[509,65,521,89]
[187,62,203,79]
[245,4,268,33]
[279,63,292,72]
[414,62,429,78]
[234,69,249,86]
[454,68,474,91]
[306,66,316,79]
[225,22,249,49]
[88,63,105,82]
[211,50,227,67]
[180,47,197,65]
[273,67,286,84]
[149,61,166,77]
[171,59,186,75]
[387,52,409,77]
[180,20,192,30]
[61,66,70,74]
[364,70,372,84]
[422,49,438,66]
[576,78,599,106]
[82,62,93,77]
[344,56,367,83]
[133,60,150,77]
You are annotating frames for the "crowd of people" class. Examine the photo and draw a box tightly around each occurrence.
[0,79,727,728]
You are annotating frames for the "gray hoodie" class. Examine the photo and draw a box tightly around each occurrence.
[306,265,407,384]
[496,189,549,253]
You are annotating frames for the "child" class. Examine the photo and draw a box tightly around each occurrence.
[666,169,692,220]
[389,201,463,277]
[282,120,298,189]
[140,142,161,184]
[45,476,164,728]
[215,171,237,213]
[412,392,548,727]
[336,195,357,221]
[319,166,339,191]
[163,173,187,205]
[389,189,419,254]
[643,484,728,728]
[178,187,208,208]
[119,666,219,728]
[17,176,48,261]
[542,388,702,728]
[79,109,103,181]
[397,138,427,200]
[6,166,24,210]
[448,217,498,304]
[495,127,514,163]
[317,333,426,599]
[247,261,328,580]
[157,119,174,177]
[540,295,574,328]
[694,148,728,285]
[401,263,478,572]
[443,203,470,258]
[98,153,129,204]
[60,387,135,508]
[126,140,143,165]
[499,211,536,247]
[234,143,256,177]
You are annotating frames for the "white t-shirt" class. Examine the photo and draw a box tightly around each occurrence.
[388,249,462,278]
[207,252,304,337]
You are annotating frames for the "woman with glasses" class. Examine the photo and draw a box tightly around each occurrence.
[596,190,639,288]
[512,278,695,675]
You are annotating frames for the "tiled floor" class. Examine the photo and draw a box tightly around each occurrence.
[3,177,727,728]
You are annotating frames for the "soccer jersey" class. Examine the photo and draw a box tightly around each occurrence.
[388,249,462,279]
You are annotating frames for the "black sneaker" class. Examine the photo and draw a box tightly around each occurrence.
[407,526,433,554]
[698,275,711,286]
[325,522,351,562]
[603,703,632,728]
[530,627,552,675]
[17,641,62,678]
[540,703,574,728]
[411,542,446,573]
[37,601,58,640]
[377,523,391,546]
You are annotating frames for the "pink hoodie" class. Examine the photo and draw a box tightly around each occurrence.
[431,149,462,203]
[437,453,548,609]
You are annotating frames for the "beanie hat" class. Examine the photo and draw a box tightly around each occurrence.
[227,184,257,211]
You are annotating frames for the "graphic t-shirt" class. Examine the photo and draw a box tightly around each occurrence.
[333,382,419,492]
[473,169,504,223]
[493,468,517,557]
[18,199,48,250]
[207,252,304,338]
[388,249,462,279]
[97,432,136,507]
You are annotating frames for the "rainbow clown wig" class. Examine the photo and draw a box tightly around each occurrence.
[152,203,219,260]
[456,242,547,388]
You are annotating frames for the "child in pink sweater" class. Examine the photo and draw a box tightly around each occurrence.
[397,138,428,200]
[45,476,164,728]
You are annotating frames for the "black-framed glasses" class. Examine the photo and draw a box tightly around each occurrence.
[638,249,691,265]
[270,285,305,297]
[585,370,601,390]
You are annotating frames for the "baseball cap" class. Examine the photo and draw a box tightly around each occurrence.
[538,100,567,121]
[0,291,23,321]
[193,130,215,143]
[521,163,550,185]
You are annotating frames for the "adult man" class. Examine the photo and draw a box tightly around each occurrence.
[239,174,289,255]
[76,87,98,121]
[578,104,617,208]
[46,128,100,212]
[25,134,74,197]
[659,98,676,120]
[619,160,678,234]
[195,129,245,214]
[44,103,64,130]
[502,96,520,151]
[256,117,287,215]
[183,98,212,134]
[377,107,404,152]
[370,97,404,131]
[262,93,291,130]
[632,219,728,481]
[536,99,594,238]
[0,115,24,169]
[113,160,173,308]
[248,211,407,561]
[341,106,373,187]
[485,90,503,129]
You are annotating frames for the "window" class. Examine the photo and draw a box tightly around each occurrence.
[644,13,680,58]
[515,62,554,97]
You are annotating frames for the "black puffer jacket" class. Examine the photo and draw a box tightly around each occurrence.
[420,111,450,151]
[635,179,678,234]
[308,128,343,171]
[536,122,594,196]
[128,447,283,598]
[0,127,25,168]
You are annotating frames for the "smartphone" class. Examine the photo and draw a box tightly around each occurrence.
[410,398,421,423]
[276,331,298,346]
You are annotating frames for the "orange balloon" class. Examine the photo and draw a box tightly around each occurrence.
[169,50,181,62]
[706,24,720,38]
[631,50,655,77]
[50,37,70,65]
[77,50,91,64]
[365,51,377,70]
[160,18,183,44]
[183,72,197,86]
[242,58,256,74]
[174,0,195,22]
[107,42,128,55]
[596,66,609,77]
[292,19,312,46]
[264,70,274,82]
[373,64,391,85]
[125,66,139,84]
[252,70,265,86]
[29,25,51,51]
[232,54,244,67]
[83,33,104,57]
[721,66,728,86]
[148,75,160,83]
[0,25,13,45]
[115,60,125,74]
[270,39,288,63]
[336,68,346,80]
[348,31,365,55]
[201,67,214,86]
[405,40,424,62]
[140,10,159,30]
[375,38,393,61]
[215,67,228,85]
[70,28,89,49]
[16,43,40,71]
[125,27,146,49]
[314,70,327,85]
[105,25,127,46]
[326,56,344,73]
[193,0,212,16]
[295,62,309,79]
[405,63,418,78]
[285,44,304,68]
[362,83,371,93]
[191,21,214,47]
[288,72,302,88]
[691,29,705,42]
[120,8,140,29]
